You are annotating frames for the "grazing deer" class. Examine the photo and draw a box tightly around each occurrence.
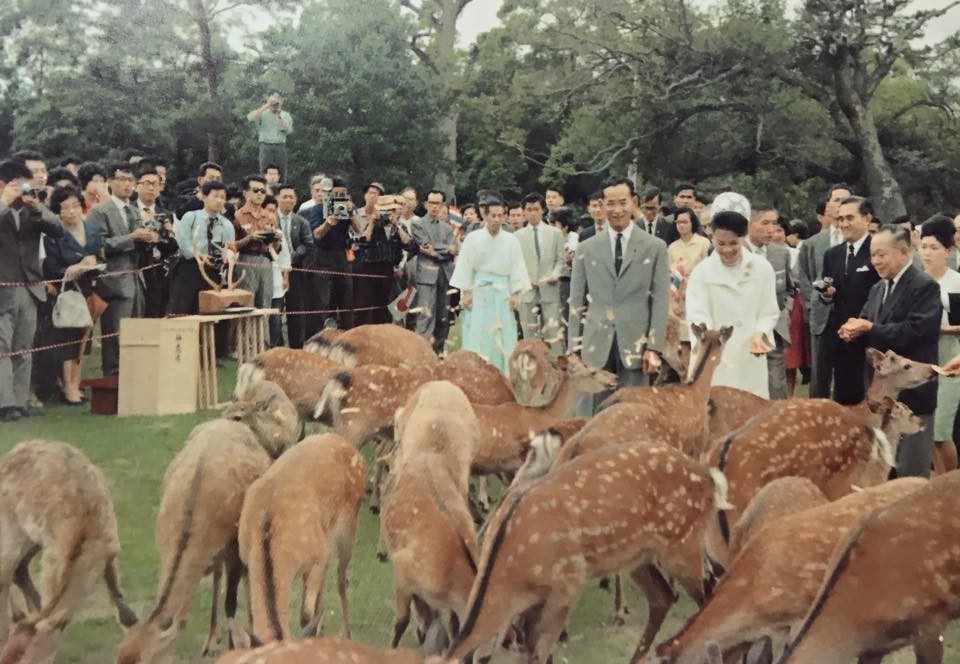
[222,379,300,459]
[649,478,929,663]
[237,433,365,644]
[433,349,517,405]
[234,348,343,422]
[115,420,271,664]
[215,638,423,664]
[702,349,938,571]
[762,472,956,664]
[439,443,731,664]
[726,477,827,560]
[0,441,136,664]
[304,323,440,369]
[382,381,480,651]
[706,386,770,441]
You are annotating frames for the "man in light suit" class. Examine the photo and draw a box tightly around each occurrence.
[87,162,157,376]
[515,192,565,354]
[569,177,670,414]
[410,189,458,353]
[745,203,794,399]
[799,184,852,396]
[840,225,941,477]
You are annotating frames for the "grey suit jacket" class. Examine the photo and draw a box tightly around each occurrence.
[515,223,565,303]
[761,243,793,341]
[0,203,63,308]
[86,199,143,301]
[797,230,833,335]
[410,215,457,285]
[282,212,314,267]
[568,228,670,370]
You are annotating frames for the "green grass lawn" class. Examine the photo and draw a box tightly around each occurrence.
[0,339,954,662]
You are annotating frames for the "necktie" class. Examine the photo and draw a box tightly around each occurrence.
[882,279,893,304]
[845,243,855,276]
[124,204,136,232]
[646,221,653,235]
[614,232,623,275]
[533,225,541,261]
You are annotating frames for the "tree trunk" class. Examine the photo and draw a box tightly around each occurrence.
[435,108,458,197]
[432,0,460,198]
[848,102,906,221]
[190,0,221,163]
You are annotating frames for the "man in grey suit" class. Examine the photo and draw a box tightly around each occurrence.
[745,203,793,399]
[0,161,63,421]
[87,162,157,376]
[410,189,458,353]
[797,184,852,397]
[569,177,670,414]
[515,192,566,354]
[276,183,314,348]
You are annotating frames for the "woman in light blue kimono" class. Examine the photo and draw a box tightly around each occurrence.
[450,201,530,372]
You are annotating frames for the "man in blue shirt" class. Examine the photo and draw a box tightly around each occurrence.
[167,181,235,315]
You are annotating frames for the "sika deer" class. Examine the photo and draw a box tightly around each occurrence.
[115,420,271,664]
[237,433,365,644]
[215,638,423,664]
[439,443,731,664]
[702,349,938,571]
[706,387,770,441]
[305,323,439,369]
[222,379,300,459]
[726,477,827,560]
[433,349,517,405]
[382,381,480,651]
[0,441,136,664]
[235,348,343,421]
[649,478,928,663]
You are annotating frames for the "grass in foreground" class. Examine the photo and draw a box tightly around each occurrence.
[0,349,953,662]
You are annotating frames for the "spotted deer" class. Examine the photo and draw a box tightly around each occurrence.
[115,420,271,664]
[215,638,423,664]
[706,386,770,441]
[726,477,827,560]
[305,323,440,369]
[774,470,960,664]
[0,441,136,664]
[437,442,730,664]
[381,381,480,651]
[648,478,930,663]
[235,348,344,421]
[702,349,938,571]
[222,379,300,459]
[235,433,365,645]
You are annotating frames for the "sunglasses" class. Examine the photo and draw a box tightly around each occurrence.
[249,187,267,194]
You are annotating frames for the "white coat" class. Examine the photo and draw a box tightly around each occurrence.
[685,250,779,398]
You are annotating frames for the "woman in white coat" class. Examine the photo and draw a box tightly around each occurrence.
[685,210,780,397]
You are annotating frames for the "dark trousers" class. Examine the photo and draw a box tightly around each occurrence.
[808,332,832,398]
[269,297,285,347]
[825,332,867,405]
[578,334,648,416]
[285,270,309,348]
[166,258,228,357]
[353,263,395,326]
[142,262,170,318]
[304,248,354,337]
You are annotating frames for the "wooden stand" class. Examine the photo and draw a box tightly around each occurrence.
[198,288,254,314]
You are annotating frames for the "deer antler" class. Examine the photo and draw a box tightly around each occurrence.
[193,248,222,292]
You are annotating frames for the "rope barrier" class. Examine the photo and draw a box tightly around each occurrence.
[0,263,165,288]
[234,259,393,279]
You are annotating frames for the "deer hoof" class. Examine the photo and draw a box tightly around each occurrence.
[369,504,381,515]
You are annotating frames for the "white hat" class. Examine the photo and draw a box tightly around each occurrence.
[711,191,751,219]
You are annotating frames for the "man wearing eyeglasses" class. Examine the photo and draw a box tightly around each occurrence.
[134,164,177,317]
[233,174,281,310]
[637,186,679,245]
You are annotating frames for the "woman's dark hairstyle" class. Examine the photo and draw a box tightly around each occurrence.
[460,203,477,217]
[788,219,811,241]
[49,185,83,215]
[547,207,576,233]
[775,215,791,236]
[712,211,749,237]
[76,162,107,190]
[47,167,79,187]
[262,195,278,209]
[920,215,956,249]
[673,206,701,233]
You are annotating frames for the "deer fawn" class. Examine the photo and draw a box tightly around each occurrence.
[115,420,271,664]
[702,348,938,571]
[236,433,365,645]
[382,381,480,652]
[775,470,960,663]
[0,441,136,664]
[649,477,928,664]
[222,379,300,459]
[235,348,344,422]
[439,442,731,664]
[304,323,439,369]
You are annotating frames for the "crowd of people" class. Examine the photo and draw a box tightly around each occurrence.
[1,137,959,479]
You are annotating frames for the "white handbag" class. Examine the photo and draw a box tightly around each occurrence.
[52,283,93,329]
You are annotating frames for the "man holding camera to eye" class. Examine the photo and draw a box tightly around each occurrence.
[0,160,64,421]
[233,175,282,310]
[354,192,416,325]
[411,189,459,354]
[303,176,361,333]
[247,90,293,180]
[135,164,177,318]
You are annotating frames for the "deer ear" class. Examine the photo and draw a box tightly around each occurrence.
[720,326,734,342]
[691,322,706,340]
[556,354,570,370]
[882,395,895,410]
[866,347,883,368]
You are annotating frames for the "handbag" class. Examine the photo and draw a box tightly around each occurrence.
[52,283,94,329]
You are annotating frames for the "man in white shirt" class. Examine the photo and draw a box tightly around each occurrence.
[450,199,530,372]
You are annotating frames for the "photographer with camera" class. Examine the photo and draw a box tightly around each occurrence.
[233,175,282,310]
[135,164,177,317]
[303,176,359,333]
[354,192,416,325]
[0,160,64,421]
[247,90,293,180]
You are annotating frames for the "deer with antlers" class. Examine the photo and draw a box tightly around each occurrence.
[702,348,939,572]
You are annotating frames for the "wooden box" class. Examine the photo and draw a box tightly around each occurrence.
[198,289,254,314]
[118,318,201,416]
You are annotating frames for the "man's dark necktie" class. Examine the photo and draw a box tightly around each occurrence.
[845,243,854,276]
[124,204,136,232]
[880,279,893,311]
[614,232,623,275]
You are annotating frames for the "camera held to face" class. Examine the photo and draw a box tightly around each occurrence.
[324,193,352,224]
[813,276,834,293]
[143,212,175,242]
